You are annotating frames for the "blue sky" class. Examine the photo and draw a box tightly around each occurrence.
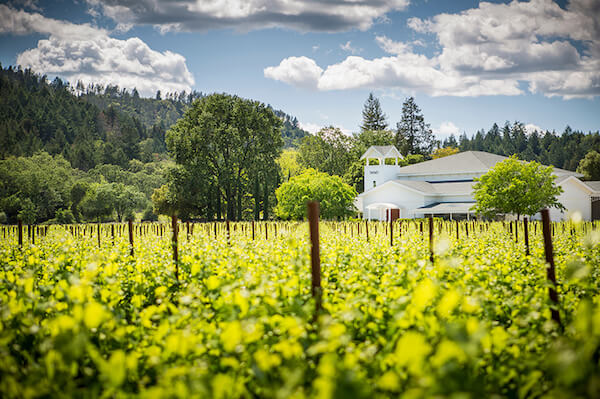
[0,0,598,139]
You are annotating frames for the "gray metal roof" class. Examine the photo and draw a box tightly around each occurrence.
[413,202,476,214]
[395,151,580,177]
[392,180,474,195]
[584,181,600,192]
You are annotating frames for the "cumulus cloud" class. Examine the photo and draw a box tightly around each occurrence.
[524,123,544,134]
[433,121,460,138]
[299,122,322,134]
[265,0,600,99]
[264,56,323,89]
[2,5,194,96]
[86,0,410,33]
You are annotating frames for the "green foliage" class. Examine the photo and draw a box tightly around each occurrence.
[277,149,304,182]
[17,199,37,224]
[275,169,357,220]
[166,93,283,220]
[576,150,600,181]
[361,92,388,132]
[473,155,564,218]
[298,127,353,177]
[395,97,435,156]
[1,219,599,397]
[0,152,76,223]
[54,209,75,224]
[80,183,117,221]
[451,122,600,172]
[0,212,6,224]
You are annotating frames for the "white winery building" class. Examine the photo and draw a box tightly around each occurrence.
[355,146,600,221]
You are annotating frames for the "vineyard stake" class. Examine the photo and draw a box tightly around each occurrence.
[365,220,369,242]
[111,224,115,245]
[307,201,322,319]
[31,224,35,245]
[128,220,134,257]
[524,217,530,256]
[541,209,561,327]
[226,219,231,244]
[97,223,101,248]
[429,216,434,263]
[18,219,23,248]
[456,220,459,240]
[172,215,179,282]
[252,220,255,240]
[390,218,393,247]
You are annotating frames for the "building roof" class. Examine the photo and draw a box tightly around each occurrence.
[584,181,600,192]
[413,202,476,214]
[395,151,581,177]
[393,180,474,195]
[360,145,403,160]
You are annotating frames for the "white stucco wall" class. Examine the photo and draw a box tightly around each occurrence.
[364,165,402,191]
[361,182,429,220]
[549,178,592,221]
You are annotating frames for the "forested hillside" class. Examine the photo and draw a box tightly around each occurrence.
[0,65,309,172]
[444,122,600,171]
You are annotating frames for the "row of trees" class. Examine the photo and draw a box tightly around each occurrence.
[0,152,170,224]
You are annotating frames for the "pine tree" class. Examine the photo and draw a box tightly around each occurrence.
[395,97,434,155]
[361,92,388,132]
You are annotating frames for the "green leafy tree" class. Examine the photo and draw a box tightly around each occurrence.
[79,183,116,221]
[112,183,147,221]
[18,199,37,224]
[277,149,304,182]
[395,97,434,156]
[361,93,388,132]
[166,93,283,220]
[298,127,352,177]
[473,156,564,219]
[576,150,600,181]
[275,169,357,220]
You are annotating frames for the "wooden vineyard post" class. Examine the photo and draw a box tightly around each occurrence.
[429,215,434,263]
[111,224,115,245]
[456,220,459,240]
[265,223,268,240]
[541,209,561,327]
[252,220,255,240]
[524,217,530,256]
[390,219,393,247]
[307,201,322,319]
[97,223,101,248]
[18,219,23,249]
[226,219,231,244]
[31,225,35,245]
[128,220,134,257]
[515,220,518,243]
[172,215,179,282]
[365,220,369,242]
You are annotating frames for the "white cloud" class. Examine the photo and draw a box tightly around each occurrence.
[264,56,323,89]
[2,6,194,96]
[0,4,106,39]
[299,122,322,134]
[265,0,600,99]
[86,0,410,33]
[433,121,460,138]
[524,123,544,134]
[340,41,362,54]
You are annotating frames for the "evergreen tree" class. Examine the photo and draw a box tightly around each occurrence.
[395,97,434,155]
[361,92,388,132]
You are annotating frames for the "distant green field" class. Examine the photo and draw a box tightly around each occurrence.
[1,220,599,398]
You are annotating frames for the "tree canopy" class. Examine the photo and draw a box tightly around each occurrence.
[361,93,388,132]
[472,156,564,219]
[165,93,283,220]
[576,150,600,181]
[275,169,357,220]
[395,97,435,156]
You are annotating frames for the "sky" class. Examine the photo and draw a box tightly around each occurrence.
[0,0,599,140]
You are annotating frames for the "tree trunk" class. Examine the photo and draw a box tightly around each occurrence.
[236,182,242,221]
[253,177,260,221]
[216,190,222,220]
[263,175,269,220]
